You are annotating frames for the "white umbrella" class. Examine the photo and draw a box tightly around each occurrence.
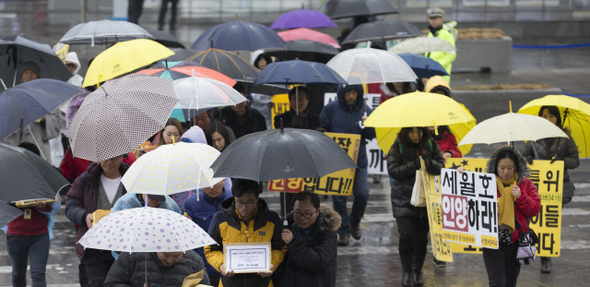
[121,142,222,198]
[59,19,153,46]
[388,37,457,55]
[326,47,417,84]
[78,207,216,252]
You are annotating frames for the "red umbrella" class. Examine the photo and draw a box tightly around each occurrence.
[137,66,236,87]
[277,28,340,49]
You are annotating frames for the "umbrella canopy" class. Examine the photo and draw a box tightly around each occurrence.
[59,20,153,46]
[191,20,285,52]
[389,37,457,54]
[79,207,217,252]
[166,48,195,61]
[137,66,236,87]
[270,8,337,29]
[320,0,398,19]
[144,28,184,48]
[82,39,175,88]
[122,143,221,196]
[172,76,247,119]
[210,128,357,182]
[398,53,449,79]
[342,20,423,44]
[0,142,70,203]
[0,79,81,140]
[252,59,347,87]
[0,200,24,227]
[0,35,72,87]
[68,74,179,162]
[277,28,340,49]
[518,94,590,157]
[187,48,260,81]
[326,48,417,84]
[264,40,340,64]
[458,112,569,146]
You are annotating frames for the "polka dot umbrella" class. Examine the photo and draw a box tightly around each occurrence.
[78,207,217,253]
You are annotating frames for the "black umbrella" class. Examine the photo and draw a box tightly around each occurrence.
[320,0,398,19]
[0,35,72,87]
[264,40,340,64]
[165,48,196,61]
[0,200,24,227]
[187,48,260,81]
[211,127,357,221]
[190,20,285,52]
[0,142,70,203]
[145,29,185,48]
[342,20,424,44]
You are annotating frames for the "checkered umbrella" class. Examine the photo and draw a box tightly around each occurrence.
[68,74,179,162]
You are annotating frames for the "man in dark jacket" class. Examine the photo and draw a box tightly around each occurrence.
[205,179,285,287]
[65,155,128,287]
[104,250,210,287]
[221,83,267,139]
[278,192,341,287]
[274,86,320,130]
[319,83,376,246]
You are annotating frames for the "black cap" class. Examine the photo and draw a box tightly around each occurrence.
[147,194,167,202]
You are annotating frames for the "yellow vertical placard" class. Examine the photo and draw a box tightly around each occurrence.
[270,93,289,128]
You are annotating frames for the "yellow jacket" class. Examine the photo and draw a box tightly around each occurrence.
[427,27,456,83]
[204,198,285,287]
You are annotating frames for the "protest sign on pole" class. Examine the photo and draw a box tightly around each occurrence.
[268,132,360,196]
[270,93,290,127]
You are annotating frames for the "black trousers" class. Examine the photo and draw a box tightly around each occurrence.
[128,0,145,24]
[395,215,429,272]
[158,0,179,29]
[80,248,115,287]
[483,243,521,287]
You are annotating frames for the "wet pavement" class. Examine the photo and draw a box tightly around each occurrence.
[2,4,590,287]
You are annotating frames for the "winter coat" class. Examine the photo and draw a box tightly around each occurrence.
[432,128,462,158]
[319,84,376,168]
[221,106,267,139]
[59,146,136,183]
[277,204,341,287]
[274,110,320,130]
[521,132,579,182]
[485,145,541,243]
[204,197,285,287]
[184,188,233,277]
[387,138,444,218]
[426,26,456,83]
[65,52,84,87]
[103,250,210,287]
[65,162,129,258]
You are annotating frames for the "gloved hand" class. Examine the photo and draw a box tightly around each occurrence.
[414,157,431,170]
[525,156,533,165]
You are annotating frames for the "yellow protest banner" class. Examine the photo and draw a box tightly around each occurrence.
[268,132,360,196]
[422,158,454,262]
[53,42,69,63]
[444,158,564,257]
[270,93,289,128]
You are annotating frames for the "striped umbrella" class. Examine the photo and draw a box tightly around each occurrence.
[68,74,179,162]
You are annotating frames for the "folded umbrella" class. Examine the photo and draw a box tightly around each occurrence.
[342,20,423,44]
[270,8,337,29]
[59,20,153,46]
[191,20,285,52]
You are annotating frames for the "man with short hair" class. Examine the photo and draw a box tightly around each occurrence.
[426,7,457,83]
[205,179,284,287]
[220,83,267,139]
[274,86,320,130]
[104,250,211,286]
[278,192,341,287]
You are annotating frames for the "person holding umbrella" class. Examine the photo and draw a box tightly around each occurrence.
[425,7,456,83]
[319,83,376,246]
[520,105,580,273]
[274,86,320,130]
[387,127,444,286]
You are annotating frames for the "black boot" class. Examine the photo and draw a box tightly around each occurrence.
[413,271,423,286]
[413,247,426,286]
[402,271,412,286]
[541,257,552,273]
[400,245,413,286]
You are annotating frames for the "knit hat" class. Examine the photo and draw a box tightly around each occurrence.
[19,61,41,78]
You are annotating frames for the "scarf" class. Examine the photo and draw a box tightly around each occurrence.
[496,171,518,232]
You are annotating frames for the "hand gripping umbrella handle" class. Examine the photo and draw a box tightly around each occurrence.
[358,112,367,129]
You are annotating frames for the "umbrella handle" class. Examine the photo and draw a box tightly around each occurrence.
[358,112,367,129]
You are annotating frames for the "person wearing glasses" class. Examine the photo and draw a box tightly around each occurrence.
[204,179,285,287]
[275,191,341,287]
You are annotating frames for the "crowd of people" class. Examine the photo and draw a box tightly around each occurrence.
[2,5,578,287]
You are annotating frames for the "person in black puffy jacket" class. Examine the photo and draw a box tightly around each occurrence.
[387,127,444,286]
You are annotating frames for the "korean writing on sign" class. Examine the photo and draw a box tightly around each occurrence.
[270,93,290,127]
[268,133,360,196]
[424,169,454,262]
[441,168,498,249]
[367,138,388,175]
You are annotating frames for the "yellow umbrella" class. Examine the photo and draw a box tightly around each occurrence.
[364,91,476,153]
[82,39,174,88]
[518,94,590,157]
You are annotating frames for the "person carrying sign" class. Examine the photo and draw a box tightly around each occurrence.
[387,127,444,286]
[520,105,579,273]
[459,146,540,287]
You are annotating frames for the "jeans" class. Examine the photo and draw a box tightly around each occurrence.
[158,0,179,29]
[80,248,115,287]
[6,232,50,287]
[333,167,370,236]
[483,243,521,287]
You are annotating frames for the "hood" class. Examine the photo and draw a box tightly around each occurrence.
[424,75,451,97]
[485,145,530,184]
[179,126,206,144]
[65,52,81,74]
[319,204,341,233]
[337,83,365,112]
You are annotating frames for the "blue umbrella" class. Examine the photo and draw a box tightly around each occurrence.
[252,59,347,87]
[0,79,81,140]
[398,53,449,79]
[191,20,285,52]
